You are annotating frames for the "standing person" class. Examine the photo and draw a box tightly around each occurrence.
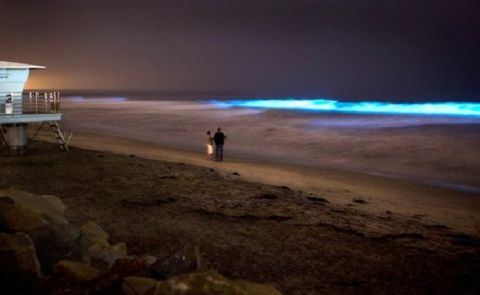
[205,130,214,160]
[213,127,226,161]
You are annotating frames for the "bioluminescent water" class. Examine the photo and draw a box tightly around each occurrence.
[210,99,480,117]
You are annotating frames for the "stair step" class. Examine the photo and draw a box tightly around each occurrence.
[49,121,70,152]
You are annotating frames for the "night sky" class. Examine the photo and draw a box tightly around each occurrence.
[0,0,479,101]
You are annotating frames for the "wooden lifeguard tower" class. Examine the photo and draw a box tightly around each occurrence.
[0,61,72,154]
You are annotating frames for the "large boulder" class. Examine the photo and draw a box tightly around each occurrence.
[150,244,210,279]
[0,195,45,232]
[0,232,44,294]
[0,189,83,274]
[122,272,283,295]
[0,189,68,231]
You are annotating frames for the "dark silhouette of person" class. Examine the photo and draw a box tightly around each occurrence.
[213,127,226,161]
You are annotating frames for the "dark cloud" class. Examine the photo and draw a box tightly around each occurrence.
[0,0,479,100]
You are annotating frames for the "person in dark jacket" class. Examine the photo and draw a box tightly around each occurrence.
[213,127,226,161]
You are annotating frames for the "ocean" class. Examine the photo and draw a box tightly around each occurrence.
[60,94,480,192]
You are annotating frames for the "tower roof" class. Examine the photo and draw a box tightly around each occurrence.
[0,61,45,69]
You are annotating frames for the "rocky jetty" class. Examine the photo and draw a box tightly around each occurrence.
[0,189,282,295]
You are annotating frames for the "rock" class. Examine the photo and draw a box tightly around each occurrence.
[80,221,109,247]
[0,189,68,231]
[236,280,283,295]
[40,195,67,216]
[0,195,45,232]
[150,244,210,279]
[29,222,83,274]
[109,256,151,277]
[0,232,43,294]
[0,190,82,274]
[122,276,158,295]
[88,242,128,270]
[123,272,283,295]
[54,260,101,283]
[87,256,150,293]
[79,220,128,269]
[143,255,157,267]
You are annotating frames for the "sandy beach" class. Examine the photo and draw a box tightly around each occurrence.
[1,137,479,294]
[36,128,480,236]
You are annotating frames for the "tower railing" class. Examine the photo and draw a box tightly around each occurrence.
[0,92,61,115]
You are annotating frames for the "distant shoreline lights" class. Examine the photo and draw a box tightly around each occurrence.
[209,99,480,117]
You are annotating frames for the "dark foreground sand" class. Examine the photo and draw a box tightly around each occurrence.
[1,140,479,294]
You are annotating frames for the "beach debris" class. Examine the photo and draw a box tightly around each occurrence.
[236,214,293,222]
[307,196,329,204]
[232,172,240,176]
[423,224,449,230]
[158,175,177,179]
[194,208,292,222]
[378,233,425,241]
[150,244,210,279]
[254,193,277,200]
[264,215,292,221]
[120,196,176,207]
[449,234,480,247]
[123,271,283,295]
[412,214,425,219]
[352,198,368,204]
[0,232,44,293]
[279,186,292,191]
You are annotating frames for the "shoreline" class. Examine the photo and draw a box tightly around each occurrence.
[60,99,480,190]
[35,130,480,235]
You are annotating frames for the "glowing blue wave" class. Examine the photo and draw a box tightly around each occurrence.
[209,99,480,117]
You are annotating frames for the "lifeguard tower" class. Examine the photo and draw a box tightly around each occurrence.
[0,61,72,154]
